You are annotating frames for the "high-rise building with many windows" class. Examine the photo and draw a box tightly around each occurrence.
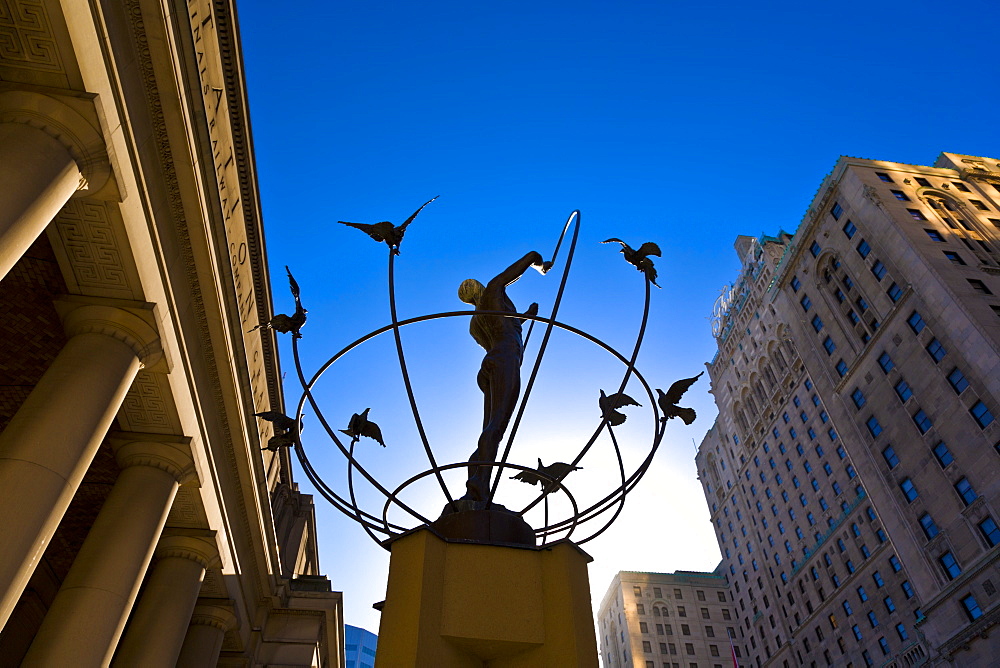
[696,153,1000,667]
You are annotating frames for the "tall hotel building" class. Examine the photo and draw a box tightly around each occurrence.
[696,153,1000,667]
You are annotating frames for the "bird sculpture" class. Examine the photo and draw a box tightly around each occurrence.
[340,408,385,447]
[249,266,307,337]
[601,238,662,287]
[255,410,303,452]
[337,196,438,255]
[511,458,582,490]
[599,389,642,426]
[656,372,703,425]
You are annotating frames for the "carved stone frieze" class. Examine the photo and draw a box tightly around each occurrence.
[0,0,62,72]
[50,199,137,299]
[117,370,180,434]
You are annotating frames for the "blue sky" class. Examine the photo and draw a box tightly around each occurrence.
[238,0,999,633]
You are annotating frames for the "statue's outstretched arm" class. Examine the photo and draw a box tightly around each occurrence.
[488,251,546,290]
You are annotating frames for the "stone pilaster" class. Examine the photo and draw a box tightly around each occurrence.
[0,301,160,628]
[112,533,219,668]
[21,438,195,667]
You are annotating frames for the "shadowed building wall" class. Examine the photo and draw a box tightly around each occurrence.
[0,0,343,664]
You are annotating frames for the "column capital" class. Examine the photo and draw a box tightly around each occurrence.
[155,532,221,570]
[189,601,238,632]
[110,434,197,485]
[54,297,165,369]
[0,88,114,198]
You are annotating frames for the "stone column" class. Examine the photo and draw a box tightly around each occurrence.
[176,602,237,668]
[0,90,111,280]
[0,302,161,628]
[112,534,219,668]
[21,438,195,667]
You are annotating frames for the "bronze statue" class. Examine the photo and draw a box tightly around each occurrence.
[458,250,551,504]
[602,238,662,287]
[337,196,438,255]
[656,371,703,424]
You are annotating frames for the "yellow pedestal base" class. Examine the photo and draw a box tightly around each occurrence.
[376,529,598,667]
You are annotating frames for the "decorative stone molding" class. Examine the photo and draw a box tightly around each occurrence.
[189,601,237,632]
[155,532,221,570]
[0,89,112,197]
[54,297,164,369]
[0,0,63,73]
[109,433,197,485]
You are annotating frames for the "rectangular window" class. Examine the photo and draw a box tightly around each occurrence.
[866,416,883,438]
[876,173,893,183]
[857,240,871,259]
[878,351,894,373]
[909,209,927,221]
[962,595,983,621]
[932,442,954,467]
[907,311,925,333]
[882,445,899,468]
[894,379,913,402]
[970,199,990,211]
[887,282,903,302]
[953,182,970,192]
[823,336,836,355]
[900,478,918,502]
[968,279,993,295]
[944,251,966,265]
[800,295,812,311]
[896,623,909,641]
[926,338,946,362]
[850,388,865,408]
[873,572,885,588]
[954,477,978,506]
[842,219,857,238]
[811,315,824,332]
[834,288,846,303]
[971,401,995,428]
[947,368,969,394]
[902,581,915,598]
[924,228,944,241]
[791,275,801,291]
[919,513,939,539]
[915,177,930,187]
[831,202,844,219]
[978,517,1000,546]
[891,190,909,201]
[890,555,902,572]
[913,409,933,434]
[871,261,886,281]
[836,360,848,377]
[810,241,821,258]
[939,552,961,580]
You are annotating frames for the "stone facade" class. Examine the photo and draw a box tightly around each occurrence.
[598,570,736,668]
[0,0,343,665]
[697,153,1000,667]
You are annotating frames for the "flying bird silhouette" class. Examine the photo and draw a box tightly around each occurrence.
[338,196,439,255]
[256,410,303,452]
[656,372,703,425]
[340,408,385,447]
[249,266,307,337]
[254,410,297,432]
[599,389,642,426]
[601,238,662,287]
[511,458,582,489]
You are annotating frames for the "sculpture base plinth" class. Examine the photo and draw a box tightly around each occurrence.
[375,529,597,668]
[431,503,536,547]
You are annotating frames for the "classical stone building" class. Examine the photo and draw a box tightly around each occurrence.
[0,0,343,665]
[696,153,1000,667]
[598,570,736,668]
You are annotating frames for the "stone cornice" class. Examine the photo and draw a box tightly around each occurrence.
[189,600,238,631]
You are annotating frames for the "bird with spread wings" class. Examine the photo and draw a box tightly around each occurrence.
[337,196,438,255]
[340,408,386,447]
[602,238,662,287]
[249,266,307,337]
[656,372,703,425]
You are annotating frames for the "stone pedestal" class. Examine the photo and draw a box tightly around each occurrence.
[376,529,598,667]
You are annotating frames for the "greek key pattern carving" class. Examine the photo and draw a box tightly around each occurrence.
[166,486,208,528]
[0,0,61,71]
[53,199,131,296]
[118,371,176,433]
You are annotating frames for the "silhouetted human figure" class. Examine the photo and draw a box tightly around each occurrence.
[458,250,550,504]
